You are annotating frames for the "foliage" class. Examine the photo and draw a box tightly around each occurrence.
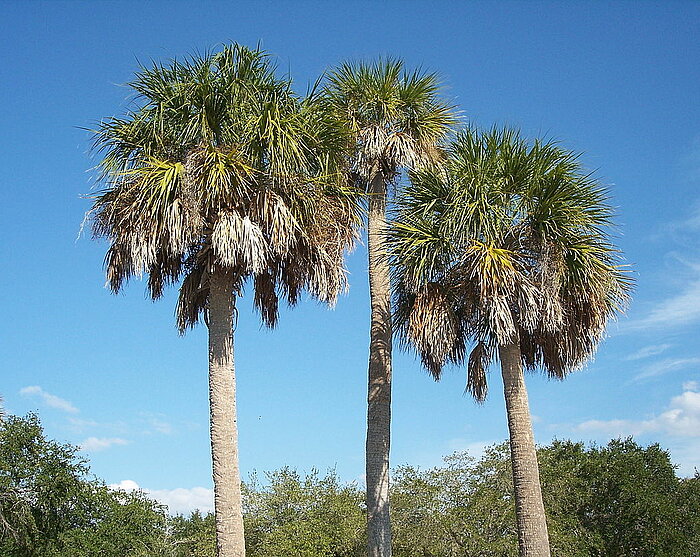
[243,468,364,557]
[3,412,697,556]
[53,487,171,557]
[89,43,359,332]
[390,126,632,399]
[324,58,457,187]
[169,511,216,557]
[392,439,700,557]
[0,413,88,555]
[540,439,700,556]
[0,414,169,557]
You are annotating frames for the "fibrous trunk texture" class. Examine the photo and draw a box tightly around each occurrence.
[499,342,551,557]
[208,268,246,557]
[366,174,393,557]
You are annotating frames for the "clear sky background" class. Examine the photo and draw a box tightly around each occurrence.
[1,0,699,514]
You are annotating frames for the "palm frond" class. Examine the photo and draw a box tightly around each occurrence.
[390,125,632,399]
[88,43,359,330]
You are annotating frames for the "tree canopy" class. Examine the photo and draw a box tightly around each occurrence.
[2,412,697,557]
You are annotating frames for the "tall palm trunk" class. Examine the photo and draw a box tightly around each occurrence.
[208,268,246,557]
[499,342,550,557]
[366,174,393,557]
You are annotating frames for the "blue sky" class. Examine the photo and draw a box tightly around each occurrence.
[1,0,699,514]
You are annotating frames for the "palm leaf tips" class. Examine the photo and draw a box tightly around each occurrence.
[391,126,632,397]
[87,44,359,331]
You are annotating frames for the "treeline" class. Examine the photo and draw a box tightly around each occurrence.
[1,413,698,556]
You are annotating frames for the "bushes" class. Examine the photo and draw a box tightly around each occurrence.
[2,413,698,556]
[0,414,169,557]
[391,440,700,557]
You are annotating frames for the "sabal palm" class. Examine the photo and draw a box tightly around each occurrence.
[324,59,456,557]
[89,45,356,557]
[390,127,631,556]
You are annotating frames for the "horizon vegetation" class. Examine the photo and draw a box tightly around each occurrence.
[1,412,698,556]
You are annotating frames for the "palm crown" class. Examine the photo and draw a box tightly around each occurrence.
[391,127,632,400]
[90,44,357,329]
[324,58,457,185]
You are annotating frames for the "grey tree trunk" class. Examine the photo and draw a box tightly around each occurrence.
[499,342,551,557]
[366,174,393,557]
[208,268,246,557]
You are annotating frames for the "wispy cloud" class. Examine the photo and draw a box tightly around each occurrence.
[447,439,498,462]
[575,384,700,439]
[80,437,129,451]
[20,386,78,414]
[141,414,173,436]
[625,344,672,361]
[66,417,99,433]
[631,281,700,331]
[109,480,213,515]
[633,357,700,381]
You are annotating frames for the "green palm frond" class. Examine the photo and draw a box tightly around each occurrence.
[391,126,632,395]
[88,43,359,328]
[324,57,457,186]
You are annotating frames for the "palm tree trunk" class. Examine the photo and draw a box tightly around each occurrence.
[366,174,393,557]
[208,268,245,557]
[499,342,550,557]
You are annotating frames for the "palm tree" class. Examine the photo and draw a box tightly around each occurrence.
[88,45,357,557]
[389,127,631,556]
[324,59,456,557]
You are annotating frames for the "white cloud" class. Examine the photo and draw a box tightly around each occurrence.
[20,385,78,414]
[109,480,214,515]
[633,357,700,381]
[683,380,699,391]
[655,390,700,436]
[80,437,129,451]
[447,439,498,462]
[148,487,214,515]
[575,384,700,439]
[109,479,140,491]
[147,417,173,435]
[625,344,672,361]
[632,281,700,330]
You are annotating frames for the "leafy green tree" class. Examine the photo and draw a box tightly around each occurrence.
[89,44,357,557]
[390,127,631,556]
[541,439,700,556]
[392,439,699,557]
[324,58,456,557]
[243,468,364,557]
[0,413,87,556]
[0,413,170,557]
[169,511,216,557]
[53,487,170,557]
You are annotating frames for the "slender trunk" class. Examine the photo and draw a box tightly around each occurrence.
[208,268,245,557]
[366,174,393,557]
[499,342,550,557]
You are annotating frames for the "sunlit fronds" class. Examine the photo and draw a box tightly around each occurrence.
[88,43,359,330]
[324,58,457,187]
[391,126,632,399]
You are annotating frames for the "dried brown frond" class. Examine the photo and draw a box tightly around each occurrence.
[176,264,209,333]
[467,342,491,402]
[407,283,460,380]
[253,271,279,328]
